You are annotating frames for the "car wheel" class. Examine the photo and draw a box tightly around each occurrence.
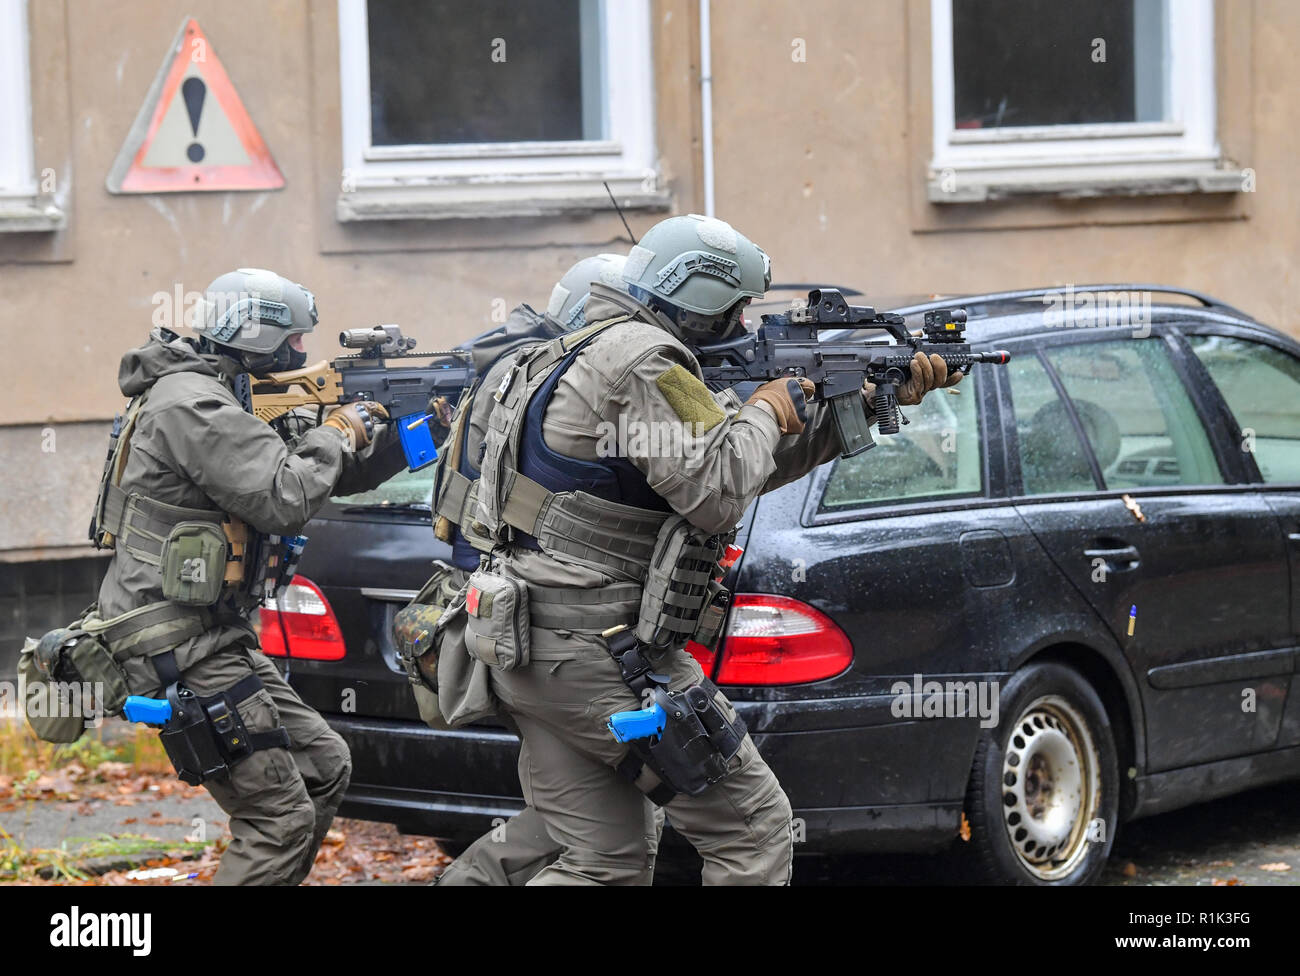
[962,661,1118,885]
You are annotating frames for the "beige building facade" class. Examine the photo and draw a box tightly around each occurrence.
[0,0,1295,650]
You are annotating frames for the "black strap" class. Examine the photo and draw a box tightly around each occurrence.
[249,728,292,751]
[615,753,677,807]
[150,649,182,688]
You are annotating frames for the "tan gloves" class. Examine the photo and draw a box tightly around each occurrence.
[747,377,816,435]
[323,401,388,450]
[864,351,964,408]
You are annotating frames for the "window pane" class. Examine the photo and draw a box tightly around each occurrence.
[819,374,982,511]
[952,0,1166,128]
[1188,336,1300,484]
[1008,355,1097,494]
[1046,340,1223,488]
[367,0,604,146]
[333,466,436,508]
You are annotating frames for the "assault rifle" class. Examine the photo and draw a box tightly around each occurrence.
[694,288,1011,457]
[250,325,473,471]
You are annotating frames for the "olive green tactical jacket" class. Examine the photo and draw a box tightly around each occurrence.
[99,328,405,690]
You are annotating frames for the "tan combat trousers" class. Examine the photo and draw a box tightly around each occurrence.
[488,643,793,885]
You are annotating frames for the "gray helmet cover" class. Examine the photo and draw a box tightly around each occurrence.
[195,268,318,355]
[546,253,628,330]
[622,214,770,317]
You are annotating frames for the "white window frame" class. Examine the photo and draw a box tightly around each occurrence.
[928,0,1241,202]
[0,0,60,230]
[336,0,665,221]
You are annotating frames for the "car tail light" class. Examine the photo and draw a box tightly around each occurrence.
[259,576,346,661]
[714,594,853,686]
[685,640,717,676]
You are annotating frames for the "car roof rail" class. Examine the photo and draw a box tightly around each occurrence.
[889,284,1253,321]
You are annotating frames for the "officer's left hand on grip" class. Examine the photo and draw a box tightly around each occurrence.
[323,401,388,450]
[746,376,816,435]
[863,351,964,409]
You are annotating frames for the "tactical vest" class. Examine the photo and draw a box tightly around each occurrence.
[429,377,495,571]
[86,386,290,661]
[474,316,678,581]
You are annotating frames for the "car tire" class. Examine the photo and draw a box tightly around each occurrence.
[961,661,1119,885]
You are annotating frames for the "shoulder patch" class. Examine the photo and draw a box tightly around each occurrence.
[655,364,726,433]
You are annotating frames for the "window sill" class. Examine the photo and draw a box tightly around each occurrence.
[0,196,66,232]
[927,161,1247,204]
[336,174,671,222]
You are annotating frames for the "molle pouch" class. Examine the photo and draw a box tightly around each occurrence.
[160,521,228,606]
[463,568,531,671]
[62,631,130,717]
[690,579,731,653]
[636,516,724,650]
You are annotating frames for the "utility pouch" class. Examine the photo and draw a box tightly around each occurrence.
[62,631,130,716]
[690,579,730,652]
[160,521,228,606]
[636,516,725,650]
[463,567,530,671]
[393,562,460,726]
[30,625,129,718]
[17,638,88,744]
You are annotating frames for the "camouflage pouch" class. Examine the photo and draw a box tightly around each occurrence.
[393,562,461,728]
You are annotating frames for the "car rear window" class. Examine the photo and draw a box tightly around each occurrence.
[333,465,437,507]
[1187,335,1300,483]
[818,371,982,511]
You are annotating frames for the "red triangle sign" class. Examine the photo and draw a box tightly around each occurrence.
[106,18,284,193]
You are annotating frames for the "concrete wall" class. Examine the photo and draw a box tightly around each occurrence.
[0,0,1295,559]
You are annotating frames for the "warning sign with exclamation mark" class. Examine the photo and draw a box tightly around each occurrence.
[107,18,283,193]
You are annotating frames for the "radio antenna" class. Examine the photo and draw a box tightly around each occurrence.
[603,181,638,245]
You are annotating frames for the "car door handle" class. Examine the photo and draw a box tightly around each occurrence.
[1083,544,1141,571]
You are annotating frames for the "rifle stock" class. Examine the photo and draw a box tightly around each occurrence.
[250,361,345,423]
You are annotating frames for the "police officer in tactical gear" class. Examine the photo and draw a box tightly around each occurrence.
[436,215,960,885]
[82,268,405,885]
[393,253,663,884]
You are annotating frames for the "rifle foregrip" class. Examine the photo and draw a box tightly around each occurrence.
[874,391,900,436]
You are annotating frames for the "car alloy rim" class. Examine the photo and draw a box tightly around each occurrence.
[999,694,1101,881]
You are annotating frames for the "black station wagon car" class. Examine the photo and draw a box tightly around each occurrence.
[264,284,1300,884]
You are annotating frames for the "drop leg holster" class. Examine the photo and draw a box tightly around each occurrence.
[150,651,292,787]
[608,630,747,806]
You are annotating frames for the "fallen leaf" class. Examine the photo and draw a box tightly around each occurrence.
[1122,862,1138,877]
[1259,862,1291,872]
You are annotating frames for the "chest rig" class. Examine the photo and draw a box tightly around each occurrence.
[474,315,677,581]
